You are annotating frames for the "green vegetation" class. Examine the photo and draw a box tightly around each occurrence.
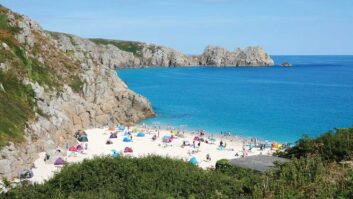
[69,75,84,92]
[2,128,353,198]
[90,38,145,57]
[0,7,81,147]
[2,156,245,198]
[0,71,36,147]
[276,128,353,162]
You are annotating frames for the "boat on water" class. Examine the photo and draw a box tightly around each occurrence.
[281,62,293,67]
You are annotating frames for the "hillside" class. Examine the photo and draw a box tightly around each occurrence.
[0,5,154,178]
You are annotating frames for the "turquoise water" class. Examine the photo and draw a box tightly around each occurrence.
[118,56,353,143]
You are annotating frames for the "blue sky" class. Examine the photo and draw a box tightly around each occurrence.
[1,0,353,55]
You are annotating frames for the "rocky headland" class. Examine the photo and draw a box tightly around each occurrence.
[49,34,274,68]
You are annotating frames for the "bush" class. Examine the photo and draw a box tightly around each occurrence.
[3,156,246,199]
[280,128,353,162]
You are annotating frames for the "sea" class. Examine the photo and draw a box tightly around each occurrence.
[117,56,353,143]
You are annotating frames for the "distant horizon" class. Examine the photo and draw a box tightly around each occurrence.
[2,0,352,55]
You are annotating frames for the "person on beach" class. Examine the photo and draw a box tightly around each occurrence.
[198,142,201,148]
[206,154,211,161]
[220,140,223,147]
[56,146,61,153]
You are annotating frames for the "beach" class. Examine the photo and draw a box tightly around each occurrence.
[29,125,274,184]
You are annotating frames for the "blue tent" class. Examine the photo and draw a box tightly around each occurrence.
[123,137,132,142]
[137,132,145,137]
[111,149,119,158]
[124,132,129,136]
[189,157,198,165]
[117,126,125,131]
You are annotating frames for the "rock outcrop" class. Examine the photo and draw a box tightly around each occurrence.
[49,34,274,68]
[0,6,154,179]
[199,45,274,66]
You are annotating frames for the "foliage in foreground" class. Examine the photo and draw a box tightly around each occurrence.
[277,127,353,162]
[2,156,246,199]
[2,154,352,199]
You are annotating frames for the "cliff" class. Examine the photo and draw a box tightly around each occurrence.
[0,5,154,178]
[49,34,274,68]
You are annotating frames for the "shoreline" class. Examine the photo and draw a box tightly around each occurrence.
[26,124,278,184]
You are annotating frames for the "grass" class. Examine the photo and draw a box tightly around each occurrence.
[69,75,84,92]
[90,38,145,57]
[0,71,35,147]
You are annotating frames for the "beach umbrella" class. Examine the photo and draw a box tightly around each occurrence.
[78,136,88,142]
[54,157,65,166]
[123,137,132,142]
[189,157,198,165]
[137,132,145,137]
[69,146,77,152]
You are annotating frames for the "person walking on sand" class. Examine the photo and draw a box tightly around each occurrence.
[206,154,211,161]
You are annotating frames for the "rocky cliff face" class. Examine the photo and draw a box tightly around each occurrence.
[199,45,274,66]
[50,34,274,68]
[0,6,154,179]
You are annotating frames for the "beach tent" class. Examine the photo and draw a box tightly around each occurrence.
[54,157,65,166]
[78,136,88,142]
[19,169,33,179]
[137,132,145,137]
[69,146,77,152]
[110,133,118,139]
[163,136,172,143]
[189,157,198,165]
[117,126,125,131]
[76,145,83,151]
[111,149,119,158]
[124,132,129,136]
[124,147,133,153]
[123,137,132,142]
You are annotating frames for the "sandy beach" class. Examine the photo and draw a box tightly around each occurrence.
[29,126,274,184]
